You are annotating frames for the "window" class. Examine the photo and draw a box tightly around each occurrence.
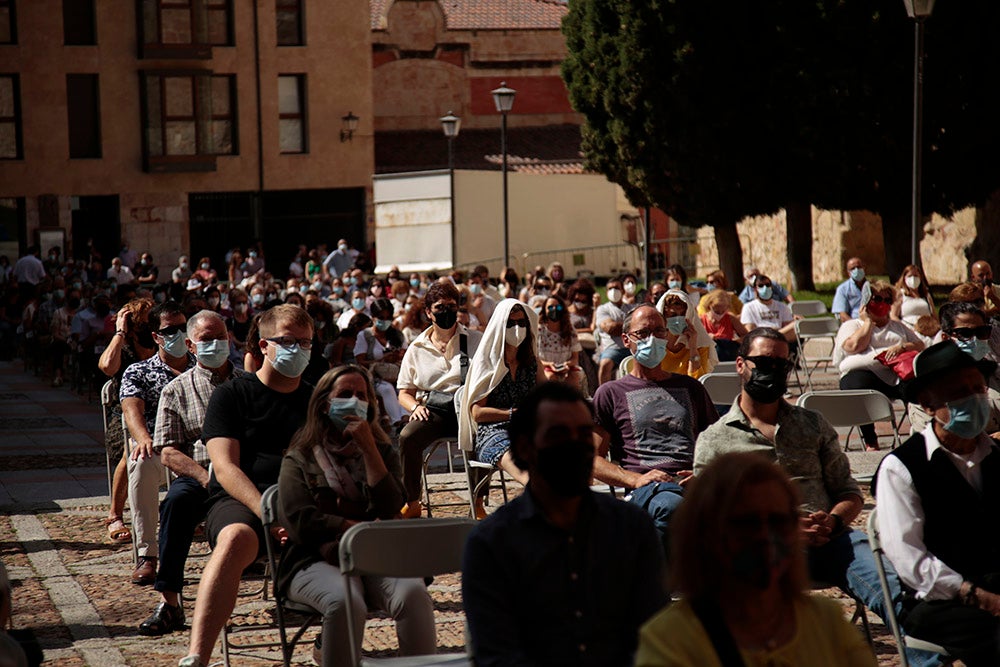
[0,0,15,44]
[140,71,236,172]
[63,0,96,45]
[67,74,101,158]
[278,75,306,153]
[138,0,232,59]
[0,75,22,160]
[276,0,303,46]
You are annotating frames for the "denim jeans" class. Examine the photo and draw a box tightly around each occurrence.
[809,529,942,667]
[626,481,684,554]
[286,560,436,667]
[154,475,208,594]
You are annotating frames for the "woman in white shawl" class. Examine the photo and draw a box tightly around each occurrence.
[459,299,545,513]
[656,289,718,374]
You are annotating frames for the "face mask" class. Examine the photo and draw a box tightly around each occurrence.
[469,283,482,295]
[433,309,458,330]
[955,337,991,361]
[905,275,921,290]
[623,282,637,296]
[333,285,344,295]
[339,243,349,252]
[706,282,717,291]
[196,339,229,369]
[49,254,56,261]
[352,297,366,311]
[327,396,369,431]
[867,300,890,319]
[201,263,210,270]
[545,306,562,321]
[349,276,358,286]
[160,330,189,359]
[234,303,248,314]
[505,324,527,347]
[252,293,264,305]
[607,288,623,304]
[410,278,420,288]
[208,297,220,308]
[667,279,682,290]
[935,393,990,440]
[850,267,866,282]
[249,251,258,259]
[270,342,310,378]
[312,282,322,291]
[297,285,308,294]
[72,282,82,290]
[180,262,189,270]
[743,367,788,404]
[54,289,65,300]
[375,318,392,332]
[757,285,773,301]
[140,259,148,266]
[731,528,791,590]
[535,440,594,498]
[633,335,668,368]
[666,315,687,336]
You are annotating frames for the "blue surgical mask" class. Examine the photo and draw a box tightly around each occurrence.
[161,331,189,359]
[634,335,668,368]
[375,318,392,332]
[270,341,310,378]
[196,339,229,369]
[955,337,990,362]
[470,283,482,295]
[850,267,866,282]
[667,279,682,290]
[352,297,366,311]
[757,285,773,301]
[328,396,369,431]
[410,278,420,288]
[938,394,990,439]
[252,293,264,305]
[666,315,687,336]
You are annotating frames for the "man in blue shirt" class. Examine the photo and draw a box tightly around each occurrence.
[463,383,667,666]
[738,265,792,304]
[832,257,868,323]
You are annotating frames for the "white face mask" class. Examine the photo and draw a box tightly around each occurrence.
[505,324,527,348]
[607,288,623,304]
[623,282,637,296]
[904,275,921,290]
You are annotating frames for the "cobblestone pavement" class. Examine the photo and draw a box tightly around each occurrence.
[0,355,920,666]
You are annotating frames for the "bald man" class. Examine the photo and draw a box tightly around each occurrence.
[832,257,868,323]
[970,260,1000,317]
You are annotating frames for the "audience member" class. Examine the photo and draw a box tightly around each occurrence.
[696,270,742,317]
[595,277,629,385]
[892,264,936,328]
[699,288,748,362]
[832,257,869,323]
[738,265,791,305]
[739,274,798,344]
[970,260,1000,317]
[537,295,586,391]
[658,290,708,378]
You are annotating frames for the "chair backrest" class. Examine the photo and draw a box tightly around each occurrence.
[100,379,114,406]
[796,390,894,426]
[618,355,634,378]
[338,518,476,579]
[699,372,743,407]
[790,300,828,318]
[712,361,737,373]
[795,317,840,338]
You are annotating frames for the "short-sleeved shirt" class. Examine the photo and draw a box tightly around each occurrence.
[120,352,196,434]
[694,398,861,514]
[537,325,582,364]
[396,325,482,401]
[832,278,866,319]
[201,373,312,501]
[740,299,793,330]
[833,318,923,382]
[738,282,789,304]
[595,301,626,352]
[593,373,718,474]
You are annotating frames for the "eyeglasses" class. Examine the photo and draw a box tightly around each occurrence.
[266,336,313,350]
[626,327,668,342]
[948,325,992,341]
[158,324,187,337]
[869,295,892,305]
[742,355,793,375]
[728,512,798,535]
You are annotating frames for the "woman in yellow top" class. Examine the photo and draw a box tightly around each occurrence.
[658,290,712,379]
[635,452,877,667]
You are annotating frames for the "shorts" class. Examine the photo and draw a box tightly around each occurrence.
[599,345,631,365]
[205,495,266,555]
[475,422,511,467]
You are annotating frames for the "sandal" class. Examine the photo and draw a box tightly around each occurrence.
[104,516,131,543]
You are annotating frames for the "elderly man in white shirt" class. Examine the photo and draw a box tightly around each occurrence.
[875,341,1000,666]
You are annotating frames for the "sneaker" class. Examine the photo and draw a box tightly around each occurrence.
[138,601,185,636]
[131,556,157,586]
[178,656,204,667]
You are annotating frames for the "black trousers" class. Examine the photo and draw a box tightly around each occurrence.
[900,575,1000,667]
[399,409,458,502]
[839,369,901,446]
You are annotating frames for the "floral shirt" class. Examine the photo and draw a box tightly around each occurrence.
[120,352,196,434]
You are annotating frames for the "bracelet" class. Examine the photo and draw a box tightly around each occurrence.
[508,407,513,421]
[115,331,126,337]
[964,582,979,607]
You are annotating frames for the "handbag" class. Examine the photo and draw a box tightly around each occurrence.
[423,333,469,416]
[875,349,919,381]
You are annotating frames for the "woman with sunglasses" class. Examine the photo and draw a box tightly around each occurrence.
[891,264,936,328]
[537,295,586,392]
[277,365,435,667]
[460,299,545,516]
[834,281,924,451]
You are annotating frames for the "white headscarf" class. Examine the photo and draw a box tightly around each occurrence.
[459,299,539,452]
[656,288,718,372]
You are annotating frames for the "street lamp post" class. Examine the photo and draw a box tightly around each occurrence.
[440,111,461,269]
[491,82,516,269]
[903,0,935,266]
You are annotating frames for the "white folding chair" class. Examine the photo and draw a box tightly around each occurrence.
[699,372,742,413]
[617,355,634,378]
[796,390,900,451]
[461,449,508,519]
[338,519,476,666]
[712,360,737,373]
[421,438,468,518]
[867,509,953,666]
[790,299,828,318]
[100,380,116,497]
[793,317,840,391]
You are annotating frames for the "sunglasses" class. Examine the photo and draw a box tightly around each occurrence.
[728,512,798,535]
[158,324,187,337]
[868,295,892,305]
[742,355,793,375]
[948,325,992,341]
[506,318,527,328]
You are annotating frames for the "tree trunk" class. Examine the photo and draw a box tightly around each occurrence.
[967,188,1000,272]
[880,210,912,280]
[785,201,815,291]
[714,222,743,288]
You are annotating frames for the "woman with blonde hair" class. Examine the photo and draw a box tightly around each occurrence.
[891,264,935,328]
[699,288,748,362]
[636,452,876,666]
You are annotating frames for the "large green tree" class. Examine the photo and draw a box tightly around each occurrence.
[563,1,1000,283]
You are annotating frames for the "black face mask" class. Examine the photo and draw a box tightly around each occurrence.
[731,530,791,590]
[743,368,787,404]
[432,309,458,330]
[535,440,594,498]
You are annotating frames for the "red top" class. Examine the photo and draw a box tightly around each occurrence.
[701,312,735,340]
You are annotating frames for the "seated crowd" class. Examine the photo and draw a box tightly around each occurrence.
[5,240,1000,666]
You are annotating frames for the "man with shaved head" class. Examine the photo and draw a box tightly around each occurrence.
[970,260,1000,317]
[832,256,868,323]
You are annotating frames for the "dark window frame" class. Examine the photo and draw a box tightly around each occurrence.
[208,73,238,156]
[0,74,23,160]
[275,0,304,46]
[0,0,16,45]
[277,74,307,155]
[67,73,102,158]
[136,0,233,60]
[63,0,97,45]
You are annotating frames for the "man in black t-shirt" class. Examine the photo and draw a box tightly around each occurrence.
[180,305,315,667]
